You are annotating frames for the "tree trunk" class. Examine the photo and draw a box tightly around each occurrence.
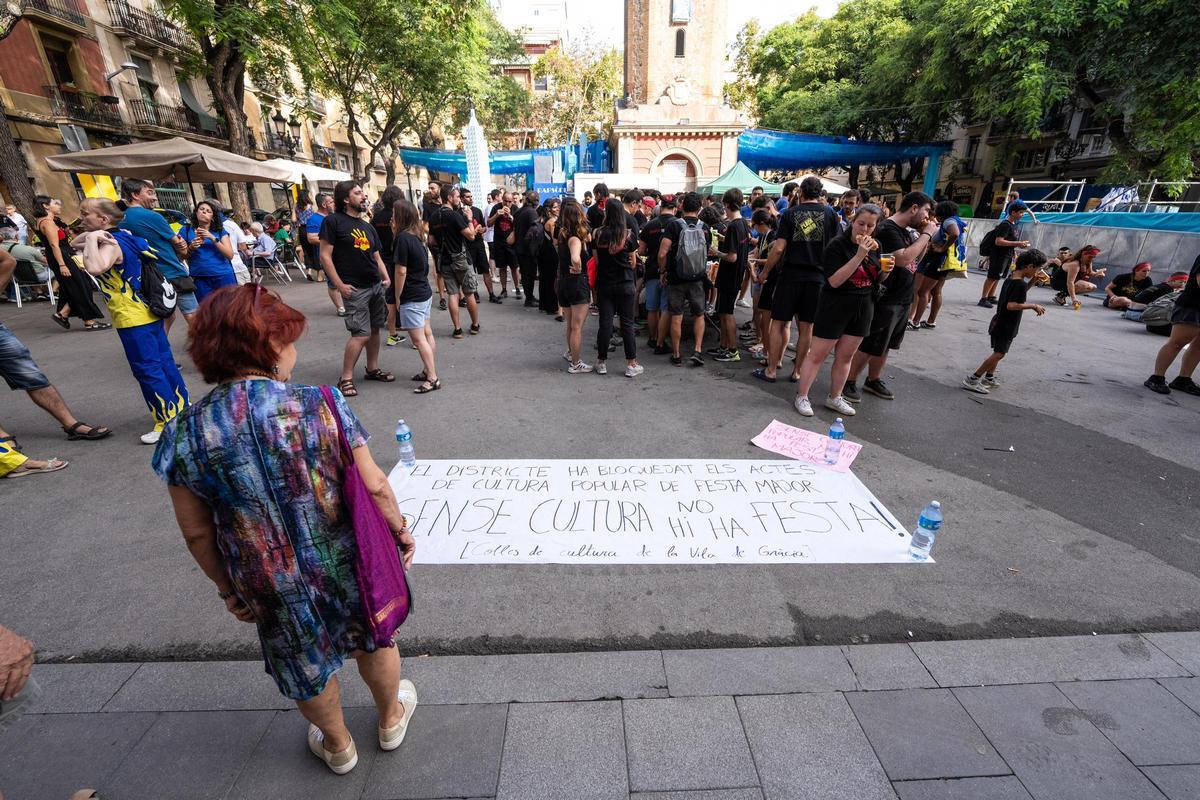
[202,10,251,221]
[0,104,36,221]
[844,165,859,189]
[384,139,397,186]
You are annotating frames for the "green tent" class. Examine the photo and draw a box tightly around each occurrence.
[697,161,782,196]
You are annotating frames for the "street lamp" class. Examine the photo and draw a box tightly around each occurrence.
[271,109,302,159]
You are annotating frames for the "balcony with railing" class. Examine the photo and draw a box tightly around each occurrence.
[127,98,226,139]
[106,0,193,52]
[21,0,86,29]
[312,145,336,169]
[44,85,125,129]
[307,91,327,117]
[258,130,292,157]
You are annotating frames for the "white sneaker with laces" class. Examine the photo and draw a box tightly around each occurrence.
[736,297,752,308]
[982,374,1001,388]
[308,724,358,774]
[567,361,593,374]
[962,376,990,394]
[825,395,856,416]
[625,364,644,377]
[140,427,162,445]
[595,362,607,375]
[794,395,814,417]
[378,679,419,751]
[563,350,572,362]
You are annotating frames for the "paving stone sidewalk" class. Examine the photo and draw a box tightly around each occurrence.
[3,632,1200,800]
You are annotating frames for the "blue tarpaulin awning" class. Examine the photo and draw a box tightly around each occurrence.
[1034,212,1200,234]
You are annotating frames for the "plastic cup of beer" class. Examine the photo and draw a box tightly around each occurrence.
[880,254,895,272]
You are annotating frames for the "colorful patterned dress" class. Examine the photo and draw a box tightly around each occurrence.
[152,379,377,700]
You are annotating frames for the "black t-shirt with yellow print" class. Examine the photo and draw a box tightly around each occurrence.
[320,211,381,289]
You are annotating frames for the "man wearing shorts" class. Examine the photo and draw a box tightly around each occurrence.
[461,189,499,304]
[638,195,675,353]
[658,192,717,367]
[712,188,750,362]
[846,191,936,402]
[320,180,393,395]
[429,185,480,338]
[489,192,520,299]
[757,176,840,381]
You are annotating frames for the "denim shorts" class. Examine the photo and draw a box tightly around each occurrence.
[644,279,669,312]
[398,297,432,330]
[177,290,199,315]
[0,321,51,391]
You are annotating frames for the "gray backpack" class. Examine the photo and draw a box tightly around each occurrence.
[675,218,708,280]
[1141,290,1180,328]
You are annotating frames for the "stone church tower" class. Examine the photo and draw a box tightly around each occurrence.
[616,0,747,192]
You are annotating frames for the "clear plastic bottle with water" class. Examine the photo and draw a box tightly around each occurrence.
[395,419,416,468]
[824,418,845,464]
[909,501,943,561]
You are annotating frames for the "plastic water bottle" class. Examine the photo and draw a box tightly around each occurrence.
[395,419,416,468]
[824,418,845,464]
[909,501,943,561]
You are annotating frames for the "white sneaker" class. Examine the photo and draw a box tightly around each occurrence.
[794,395,814,417]
[378,678,419,751]
[140,427,162,445]
[563,350,572,362]
[962,376,990,394]
[625,364,644,378]
[567,361,593,374]
[786,340,797,353]
[595,361,607,375]
[308,724,358,774]
[736,297,752,308]
[825,395,856,416]
[981,374,1001,388]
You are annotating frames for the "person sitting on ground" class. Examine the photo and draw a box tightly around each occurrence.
[1145,254,1200,395]
[1051,245,1105,308]
[1103,262,1154,310]
[962,249,1048,394]
[152,284,418,775]
[1130,271,1190,311]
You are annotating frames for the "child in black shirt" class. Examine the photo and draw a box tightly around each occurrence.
[963,249,1048,394]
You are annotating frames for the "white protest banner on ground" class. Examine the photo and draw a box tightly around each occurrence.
[389,459,920,565]
[751,419,863,472]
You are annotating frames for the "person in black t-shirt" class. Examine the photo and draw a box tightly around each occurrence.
[711,188,750,362]
[461,189,498,304]
[514,190,541,305]
[428,185,480,338]
[793,203,883,417]
[747,209,776,364]
[978,203,1031,307]
[390,198,440,393]
[1145,253,1200,395]
[320,180,393,395]
[1103,262,1154,310]
[370,186,406,347]
[962,250,1047,393]
[657,192,719,366]
[587,183,609,230]
[489,192,520,299]
[638,196,676,352]
[756,176,840,382]
[845,191,936,402]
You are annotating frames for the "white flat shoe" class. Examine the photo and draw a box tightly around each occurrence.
[308,724,357,774]
[379,678,419,751]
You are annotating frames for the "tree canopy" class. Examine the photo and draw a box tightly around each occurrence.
[730,0,1200,184]
[528,44,623,146]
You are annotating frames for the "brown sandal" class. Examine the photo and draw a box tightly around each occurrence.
[414,378,441,394]
[363,368,395,382]
[336,378,358,397]
[410,371,428,382]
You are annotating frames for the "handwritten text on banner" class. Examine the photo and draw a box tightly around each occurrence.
[389,459,917,565]
[751,419,863,472]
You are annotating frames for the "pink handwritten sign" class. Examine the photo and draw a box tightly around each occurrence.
[751,419,863,472]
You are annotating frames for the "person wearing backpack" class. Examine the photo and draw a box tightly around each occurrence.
[753,176,840,383]
[73,198,188,445]
[657,192,719,366]
[977,203,1030,308]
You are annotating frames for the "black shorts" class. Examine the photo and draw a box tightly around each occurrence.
[990,333,1016,354]
[771,279,823,323]
[757,275,778,312]
[987,256,1013,281]
[384,262,397,305]
[716,284,740,315]
[557,272,590,307]
[858,302,910,357]
[493,245,514,270]
[472,246,489,274]
[812,292,875,340]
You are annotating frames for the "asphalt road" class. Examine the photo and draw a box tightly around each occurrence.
[2,269,1197,661]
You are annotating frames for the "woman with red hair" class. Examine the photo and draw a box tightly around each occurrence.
[151,284,418,774]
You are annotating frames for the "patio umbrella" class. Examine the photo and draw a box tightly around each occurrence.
[261,158,352,186]
[46,137,294,203]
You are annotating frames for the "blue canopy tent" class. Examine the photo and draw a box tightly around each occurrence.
[737,129,952,197]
